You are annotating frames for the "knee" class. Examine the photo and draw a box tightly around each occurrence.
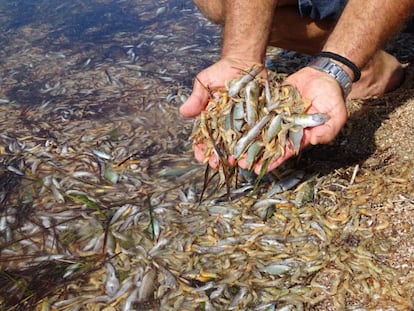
[193,0,225,25]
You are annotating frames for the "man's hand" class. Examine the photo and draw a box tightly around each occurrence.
[180,57,265,168]
[247,66,348,173]
[179,58,264,118]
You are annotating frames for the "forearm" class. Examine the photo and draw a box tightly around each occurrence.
[222,0,278,63]
[323,0,414,78]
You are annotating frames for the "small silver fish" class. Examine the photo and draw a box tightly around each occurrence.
[233,114,271,158]
[228,65,262,97]
[288,113,330,127]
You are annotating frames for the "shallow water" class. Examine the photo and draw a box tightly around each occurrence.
[0,0,221,107]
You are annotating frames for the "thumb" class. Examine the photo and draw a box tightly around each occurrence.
[179,79,210,118]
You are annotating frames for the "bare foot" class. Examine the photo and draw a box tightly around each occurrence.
[349,50,405,99]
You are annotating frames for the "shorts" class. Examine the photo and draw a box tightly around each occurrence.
[298,0,347,20]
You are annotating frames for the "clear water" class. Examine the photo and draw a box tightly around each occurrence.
[0,0,222,107]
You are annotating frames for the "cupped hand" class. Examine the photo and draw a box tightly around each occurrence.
[179,57,265,118]
[249,66,348,174]
[180,57,265,169]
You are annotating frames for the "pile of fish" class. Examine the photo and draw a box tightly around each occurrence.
[191,65,329,173]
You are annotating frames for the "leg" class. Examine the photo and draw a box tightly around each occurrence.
[269,6,335,54]
[193,0,404,98]
[193,0,339,53]
[193,0,225,25]
[349,50,404,99]
[268,6,404,98]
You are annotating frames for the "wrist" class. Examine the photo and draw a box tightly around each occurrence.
[315,51,361,82]
[219,55,264,70]
[308,56,353,98]
[221,46,265,65]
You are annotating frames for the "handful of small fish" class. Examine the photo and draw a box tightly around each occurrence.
[191,65,329,171]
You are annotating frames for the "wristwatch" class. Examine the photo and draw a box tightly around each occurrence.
[308,57,352,98]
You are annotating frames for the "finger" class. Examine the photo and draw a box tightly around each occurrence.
[227,155,236,166]
[237,157,248,169]
[210,154,236,169]
[194,143,208,163]
[253,145,296,174]
[194,144,221,169]
[307,122,338,145]
[208,154,219,169]
[179,78,210,118]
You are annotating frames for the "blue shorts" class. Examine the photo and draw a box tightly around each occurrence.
[298,0,347,20]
